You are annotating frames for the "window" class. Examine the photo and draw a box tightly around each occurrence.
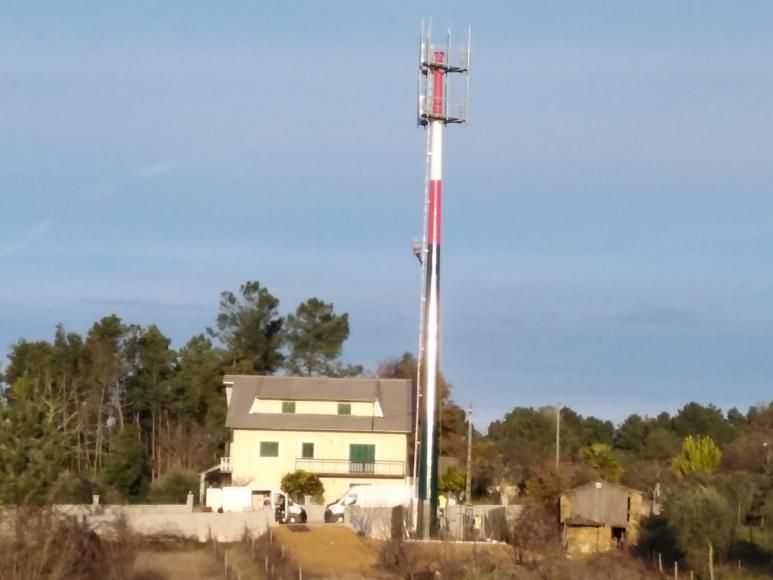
[301,442,314,459]
[282,401,296,414]
[338,403,352,415]
[349,444,376,473]
[260,441,279,457]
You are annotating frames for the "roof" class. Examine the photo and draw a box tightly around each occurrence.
[564,481,643,497]
[223,374,414,434]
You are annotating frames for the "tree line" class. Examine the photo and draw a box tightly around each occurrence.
[0,280,360,503]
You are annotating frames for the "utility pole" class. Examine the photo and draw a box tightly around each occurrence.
[555,404,562,470]
[465,404,473,505]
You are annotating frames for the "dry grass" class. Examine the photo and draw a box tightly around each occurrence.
[0,507,145,580]
[134,549,225,580]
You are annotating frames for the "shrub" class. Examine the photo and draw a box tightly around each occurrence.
[149,469,198,504]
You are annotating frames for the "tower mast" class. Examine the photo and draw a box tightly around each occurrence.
[415,22,470,539]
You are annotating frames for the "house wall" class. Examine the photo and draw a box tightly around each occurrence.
[230,429,407,501]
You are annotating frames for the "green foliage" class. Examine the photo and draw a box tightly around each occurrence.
[672,435,722,478]
[102,425,149,500]
[149,469,199,503]
[614,414,647,452]
[210,280,284,373]
[439,465,466,498]
[0,376,65,504]
[673,402,738,445]
[640,426,681,461]
[665,484,734,574]
[280,470,324,500]
[488,407,555,481]
[285,298,351,376]
[579,443,623,482]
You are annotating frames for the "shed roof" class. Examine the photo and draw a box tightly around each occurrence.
[223,374,414,434]
[564,481,643,497]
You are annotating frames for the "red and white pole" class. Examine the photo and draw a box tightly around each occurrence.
[419,50,445,537]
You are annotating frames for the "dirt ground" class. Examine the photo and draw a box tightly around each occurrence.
[272,525,397,579]
[272,525,513,579]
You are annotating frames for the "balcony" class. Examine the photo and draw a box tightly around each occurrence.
[219,456,233,473]
[295,458,405,478]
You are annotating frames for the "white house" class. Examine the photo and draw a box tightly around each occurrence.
[207,374,414,503]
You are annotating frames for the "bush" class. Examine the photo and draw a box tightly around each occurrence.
[149,469,198,504]
[509,505,561,563]
[280,470,324,502]
[49,471,102,504]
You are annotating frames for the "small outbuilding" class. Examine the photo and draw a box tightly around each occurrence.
[559,481,643,557]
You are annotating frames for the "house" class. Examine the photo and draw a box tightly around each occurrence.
[559,481,643,557]
[208,374,414,504]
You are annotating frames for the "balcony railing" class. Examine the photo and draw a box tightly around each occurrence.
[295,458,405,477]
[219,456,233,473]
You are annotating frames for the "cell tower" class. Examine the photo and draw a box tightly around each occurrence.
[414,20,470,539]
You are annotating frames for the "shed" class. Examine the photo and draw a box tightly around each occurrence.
[559,481,643,557]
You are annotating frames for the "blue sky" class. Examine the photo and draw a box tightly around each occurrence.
[3,1,773,428]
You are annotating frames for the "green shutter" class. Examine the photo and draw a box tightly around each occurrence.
[282,401,296,414]
[301,442,314,459]
[349,444,375,473]
[260,441,279,457]
[338,403,352,415]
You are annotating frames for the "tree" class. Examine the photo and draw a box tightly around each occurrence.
[579,443,623,482]
[209,281,284,373]
[673,402,737,446]
[488,407,554,483]
[671,435,721,479]
[285,298,351,376]
[102,425,149,500]
[525,462,572,506]
[439,465,466,500]
[280,470,324,501]
[580,417,615,447]
[0,376,65,504]
[124,324,176,479]
[714,472,764,531]
[665,485,733,580]
[614,414,647,452]
[641,426,681,461]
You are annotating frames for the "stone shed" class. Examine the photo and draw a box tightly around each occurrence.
[559,481,643,557]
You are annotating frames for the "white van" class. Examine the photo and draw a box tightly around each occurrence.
[324,484,412,523]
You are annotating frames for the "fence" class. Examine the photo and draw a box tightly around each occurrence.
[649,550,748,579]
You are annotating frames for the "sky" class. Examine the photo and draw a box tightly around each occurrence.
[2,1,773,428]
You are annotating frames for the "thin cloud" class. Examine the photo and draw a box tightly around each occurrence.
[0,219,54,259]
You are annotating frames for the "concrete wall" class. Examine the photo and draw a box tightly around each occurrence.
[55,505,272,542]
[230,428,407,501]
